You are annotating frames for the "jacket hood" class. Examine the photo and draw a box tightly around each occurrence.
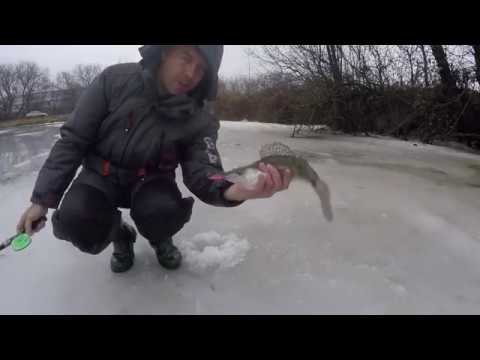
[138,45,224,103]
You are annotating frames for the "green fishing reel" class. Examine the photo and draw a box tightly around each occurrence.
[11,233,32,251]
[0,216,47,253]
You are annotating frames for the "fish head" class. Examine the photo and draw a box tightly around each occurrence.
[224,172,244,183]
[225,167,263,189]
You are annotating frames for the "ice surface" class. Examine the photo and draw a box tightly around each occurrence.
[0,120,480,314]
[14,131,47,137]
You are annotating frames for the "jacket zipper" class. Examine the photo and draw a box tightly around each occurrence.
[119,108,148,168]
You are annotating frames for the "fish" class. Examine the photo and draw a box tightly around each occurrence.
[221,142,333,222]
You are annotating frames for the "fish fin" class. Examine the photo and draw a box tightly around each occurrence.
[305,164,334,222]
[259,142,296,158]
[313,177,334,222]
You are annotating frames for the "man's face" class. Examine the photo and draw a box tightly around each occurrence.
[157,45,208,95]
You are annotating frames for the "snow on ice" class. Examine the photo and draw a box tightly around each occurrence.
[0,120,480,314]
[176,231,251,274]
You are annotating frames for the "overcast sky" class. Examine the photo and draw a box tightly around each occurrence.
[0,45,263,80]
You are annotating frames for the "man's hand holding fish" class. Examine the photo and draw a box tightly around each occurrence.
[223,162,293,202]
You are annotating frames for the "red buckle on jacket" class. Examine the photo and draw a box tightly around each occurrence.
[137,168,146,177]
[208,174,226,181]
[102,160,110,176]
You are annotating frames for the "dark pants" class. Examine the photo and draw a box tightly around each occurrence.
[52,169,194,255]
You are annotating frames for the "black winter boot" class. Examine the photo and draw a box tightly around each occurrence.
[152,238,182,270]
[110,222,137,273]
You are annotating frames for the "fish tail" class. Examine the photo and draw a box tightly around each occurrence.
[304,163,334,222]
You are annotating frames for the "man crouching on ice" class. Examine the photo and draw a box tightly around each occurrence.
[16,45,293,273]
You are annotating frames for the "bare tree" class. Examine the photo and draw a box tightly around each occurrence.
[397,46,422,87]
[366,46,396,89]
[53,64,102,113]
[72,64,103,88]
[326,45,343,85]
[472,45,480,86]
[419,45,430,87]
[341,45,376,88]
[444,45,478,89]
[15,62,50,116]
[56,71,80,90]
[430,45,458,96]
[54,71,82,113]
[0,64,19,120]
[254,46,327,84]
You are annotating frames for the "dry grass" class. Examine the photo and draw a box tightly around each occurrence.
[0,115,66,130]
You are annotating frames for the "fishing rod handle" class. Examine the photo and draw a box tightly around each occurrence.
[32,216,48,231]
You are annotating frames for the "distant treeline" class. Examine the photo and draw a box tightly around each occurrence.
[3,46,479,149]
[0,62,103,120]
[215,45,480,149]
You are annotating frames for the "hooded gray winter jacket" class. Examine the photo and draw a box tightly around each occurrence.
[30,45,242,209]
